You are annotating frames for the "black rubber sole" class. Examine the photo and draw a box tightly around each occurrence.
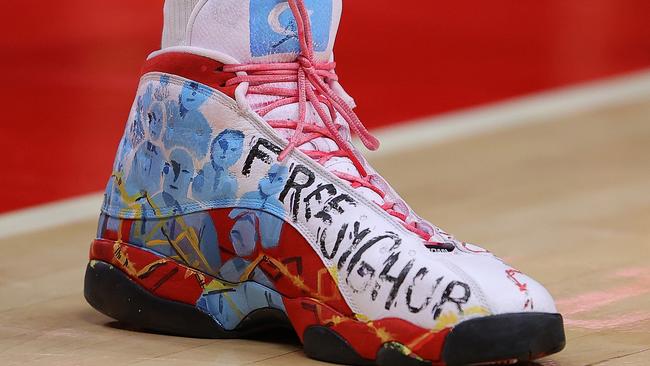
[84,261,291,339]
[304,316,565,366]
[84,260,565,365]
[442,312,566,365]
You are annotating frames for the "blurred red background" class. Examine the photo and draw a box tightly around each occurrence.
[1,0,650,213]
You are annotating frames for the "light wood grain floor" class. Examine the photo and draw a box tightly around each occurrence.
[1,98,649,365]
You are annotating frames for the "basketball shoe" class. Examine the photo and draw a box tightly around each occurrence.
[84,1,565,364]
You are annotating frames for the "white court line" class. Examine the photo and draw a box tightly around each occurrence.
[1,68,650,239]
[367,68,650,157]
[0,193,104,240]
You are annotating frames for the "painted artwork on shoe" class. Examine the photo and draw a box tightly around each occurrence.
[95,69,563,363]
[249,0,333,57]
[163,81,213,158]
[125,84,166,196]
[87,1,565,365]
[229,163,288,252]
[192,129,245,201]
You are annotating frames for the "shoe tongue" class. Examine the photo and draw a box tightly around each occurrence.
[190,0,342,63]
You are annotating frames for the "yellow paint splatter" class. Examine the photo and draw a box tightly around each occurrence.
[432,306,491,331]
[327,266,339,281]
[202,279,245,319]
[355,313,371,322]
[373,326,394,343]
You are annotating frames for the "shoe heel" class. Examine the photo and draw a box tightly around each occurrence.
[84,260,236,338]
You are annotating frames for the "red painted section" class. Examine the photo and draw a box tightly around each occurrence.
[91,239,207,305]
[2,1,650,213]
[142,53,238,98]
[90,237,451,362]
[98,209,353,315]
[284,296,450,361]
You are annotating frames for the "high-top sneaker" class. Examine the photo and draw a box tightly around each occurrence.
[84,1,565,365]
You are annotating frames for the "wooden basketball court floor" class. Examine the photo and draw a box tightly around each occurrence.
[1,94,649,365]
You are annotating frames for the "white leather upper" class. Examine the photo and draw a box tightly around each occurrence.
[104,67,558,330]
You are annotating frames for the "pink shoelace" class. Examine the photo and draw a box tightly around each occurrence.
[223,0,438,244]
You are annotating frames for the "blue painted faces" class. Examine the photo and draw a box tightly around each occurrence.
[162,149,195,200]
[259,164,289,197]
[211,129,245,170]
[148,102,165,140]
[180,82,209,112]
